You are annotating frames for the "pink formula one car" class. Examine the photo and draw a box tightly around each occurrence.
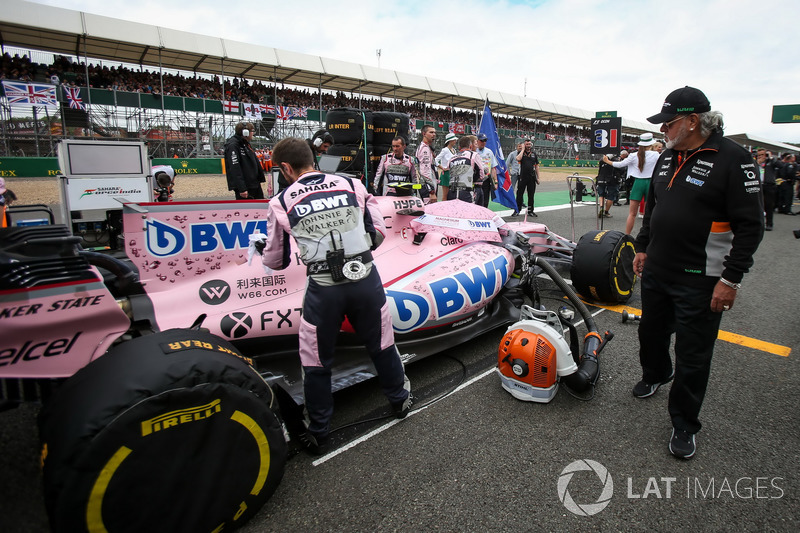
[0,195,634,532]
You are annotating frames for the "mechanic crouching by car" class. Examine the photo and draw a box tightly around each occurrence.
[262,137,412,455]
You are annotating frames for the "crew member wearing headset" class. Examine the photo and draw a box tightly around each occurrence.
[224,122,265,199]
[307,129,335,167]
[373,136,418,196]
[261,137,411,455]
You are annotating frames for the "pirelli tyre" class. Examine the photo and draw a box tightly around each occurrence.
[372,111,410,145]
[570,229,636,304]
[325,107,373,145]
[327,143,368,172]
[38,328,287,533]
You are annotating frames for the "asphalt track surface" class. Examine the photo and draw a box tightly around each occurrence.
[1,181,798,532]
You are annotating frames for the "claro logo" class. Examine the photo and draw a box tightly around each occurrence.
[145,219,268,257]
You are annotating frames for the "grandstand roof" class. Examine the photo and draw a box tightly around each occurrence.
[0,1,660,134]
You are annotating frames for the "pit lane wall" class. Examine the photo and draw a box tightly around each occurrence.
[0,157,597,177]
[0,157,224,177]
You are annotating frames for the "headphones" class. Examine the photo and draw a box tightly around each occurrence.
[312,129,333,148]
[242,129,250,137]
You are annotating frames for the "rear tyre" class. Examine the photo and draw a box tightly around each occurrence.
[38,328,287,533]
[570,230,636,303]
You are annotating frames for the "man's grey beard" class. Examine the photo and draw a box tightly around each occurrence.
[665,122,688,150]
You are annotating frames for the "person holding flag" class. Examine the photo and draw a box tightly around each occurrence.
[478,101,518,213]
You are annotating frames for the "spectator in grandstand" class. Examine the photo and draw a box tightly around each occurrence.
[475,133,498,208]
[415,125,438,204]
[447,135,484,203]
[515,139,540,217]
[632,86,764,460]
[373,136,418,196]
[435,133,458,201]
[603,133,660,234]
[224,122,265,200]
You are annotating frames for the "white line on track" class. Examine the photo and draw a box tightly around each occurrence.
[312,306,607,466]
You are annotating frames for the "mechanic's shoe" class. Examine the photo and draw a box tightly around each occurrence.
[603,211,612,218]
[669,428,696,459]
[302,432,330,456]
[392,394,413,419]
[765,225,773,231]
[632,371,674,398]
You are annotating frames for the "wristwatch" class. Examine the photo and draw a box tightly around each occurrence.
[719,278,742,290]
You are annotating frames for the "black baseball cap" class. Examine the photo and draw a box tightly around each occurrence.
[647,86,711,124]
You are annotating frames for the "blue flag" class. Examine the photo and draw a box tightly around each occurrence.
[478,100,517,210]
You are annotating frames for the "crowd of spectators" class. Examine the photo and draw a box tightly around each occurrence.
[1,52,599,143]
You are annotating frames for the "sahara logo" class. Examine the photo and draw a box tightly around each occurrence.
[145,218,268,257]
[557,459,614,516]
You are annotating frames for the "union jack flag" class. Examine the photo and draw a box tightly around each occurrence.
[223,100,240,113]
[289,106,308,118]
[260,104,275,114]
[2,81,58,107]
[63,86,86,110]
[276,106,291,121]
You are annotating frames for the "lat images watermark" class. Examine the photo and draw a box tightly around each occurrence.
[557,460,786,516]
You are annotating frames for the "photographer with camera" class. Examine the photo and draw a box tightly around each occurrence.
[151,164,175,202]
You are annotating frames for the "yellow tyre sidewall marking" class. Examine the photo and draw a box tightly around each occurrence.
[86,409,272,531]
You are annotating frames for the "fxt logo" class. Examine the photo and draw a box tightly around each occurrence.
[199,280,231,305]
[145,219,268,257]
[220,312,252,338]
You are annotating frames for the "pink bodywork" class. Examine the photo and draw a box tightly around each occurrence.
[0,196,559,379]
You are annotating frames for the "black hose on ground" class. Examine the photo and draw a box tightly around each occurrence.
[532,256,602,392]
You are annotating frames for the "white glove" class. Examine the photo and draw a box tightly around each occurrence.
[247,232,267,266]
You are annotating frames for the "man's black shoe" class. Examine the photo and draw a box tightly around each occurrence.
[632,371,674,398]
[392,394,412,419]
[528,212,538,217]
[669,428,696,459]
[302,433,330,456]
[765,225,773,231]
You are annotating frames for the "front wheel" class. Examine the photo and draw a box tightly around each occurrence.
[38,328,287,533]
[570,229,636,304]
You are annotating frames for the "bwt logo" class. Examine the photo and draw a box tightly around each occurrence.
[468,220,493,229]
[557,459,614,516]
[145,219,268,257]
[387,254,509,332]
[294,194,349,216]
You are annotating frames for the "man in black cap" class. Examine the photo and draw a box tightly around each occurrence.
[631,86,764,459]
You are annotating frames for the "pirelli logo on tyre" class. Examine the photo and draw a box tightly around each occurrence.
[140,399,222,436]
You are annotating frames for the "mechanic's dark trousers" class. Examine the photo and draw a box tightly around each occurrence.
[763,183,777,227]
[478,179,493,208]
[516,176,537,214]
[637,271,722,434]
[777,182,794,213]
[447,187,474,203]
[299,267,409,438]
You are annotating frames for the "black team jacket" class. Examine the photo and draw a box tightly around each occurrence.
[634,130,764,287]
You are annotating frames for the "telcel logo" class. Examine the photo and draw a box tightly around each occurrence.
[145,219,268,257]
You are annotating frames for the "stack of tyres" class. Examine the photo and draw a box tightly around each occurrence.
[325,107,374,174]
[325,107,373,145]
[372,111,410,145]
